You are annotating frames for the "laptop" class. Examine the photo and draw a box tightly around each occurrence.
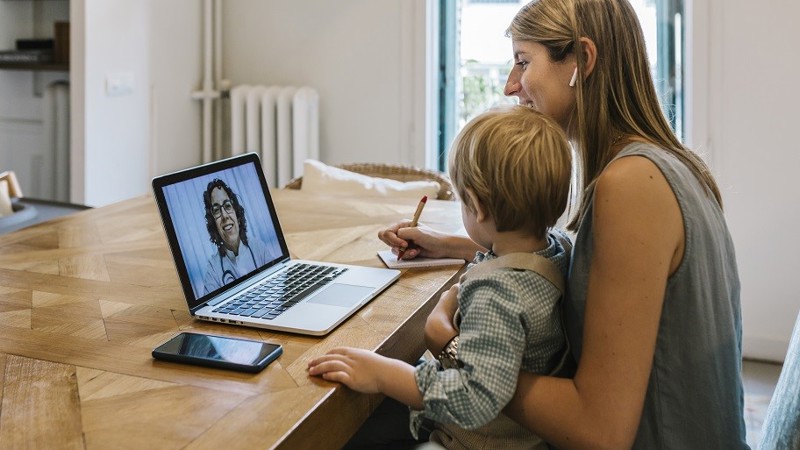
[152,153,400,336]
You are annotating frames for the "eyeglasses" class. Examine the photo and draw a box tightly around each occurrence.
[211,200,234,219]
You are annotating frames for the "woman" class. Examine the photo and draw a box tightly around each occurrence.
[201,178,274,294]
[379,0,748,448]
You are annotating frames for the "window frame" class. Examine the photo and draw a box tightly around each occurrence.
[433,0,688,171]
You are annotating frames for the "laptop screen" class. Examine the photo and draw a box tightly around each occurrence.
[153,154,288,308]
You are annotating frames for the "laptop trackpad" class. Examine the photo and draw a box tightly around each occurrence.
[307,284,373,308]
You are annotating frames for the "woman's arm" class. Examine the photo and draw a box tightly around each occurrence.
[424,284,460,353]
[378,222,484,261]
[505,156,684,450]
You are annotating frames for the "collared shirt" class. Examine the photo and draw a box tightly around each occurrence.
[411,231,570,434]
[202,237,273,294]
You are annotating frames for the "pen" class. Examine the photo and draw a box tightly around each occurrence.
[397,195,428,261]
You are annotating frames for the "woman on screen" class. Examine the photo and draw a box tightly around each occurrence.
[202,178,273,294]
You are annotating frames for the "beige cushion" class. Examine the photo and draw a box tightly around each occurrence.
[301,159,440,200]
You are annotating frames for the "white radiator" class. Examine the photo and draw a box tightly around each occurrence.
[230,85,319,187]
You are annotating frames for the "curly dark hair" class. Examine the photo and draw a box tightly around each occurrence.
[203,178,248,255]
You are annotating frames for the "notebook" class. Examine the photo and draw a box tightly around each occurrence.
[152,153,400,336]
[377,250,465,269]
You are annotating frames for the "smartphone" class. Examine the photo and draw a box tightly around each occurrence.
[152,332,282,373]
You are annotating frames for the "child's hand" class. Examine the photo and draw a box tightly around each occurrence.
[307,347,390,394]
[308,347,424,409]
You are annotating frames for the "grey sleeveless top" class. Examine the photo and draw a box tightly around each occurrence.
[564,143,749,449]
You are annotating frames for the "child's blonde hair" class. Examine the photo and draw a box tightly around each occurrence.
[448,105,572,239]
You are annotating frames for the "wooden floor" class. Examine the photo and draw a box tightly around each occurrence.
[743,359,783,449]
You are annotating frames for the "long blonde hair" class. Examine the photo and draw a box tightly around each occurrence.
[508,0,722,230]
[448,105,572,239]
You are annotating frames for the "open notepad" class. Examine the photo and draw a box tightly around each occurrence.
[377,249,466,269]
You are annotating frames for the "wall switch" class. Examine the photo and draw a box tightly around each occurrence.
[106,72,135,96]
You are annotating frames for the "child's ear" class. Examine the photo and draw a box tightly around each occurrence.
[465,189,488,223]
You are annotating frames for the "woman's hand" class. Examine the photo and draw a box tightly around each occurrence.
[377,221,484,261]
[425,284,460,353]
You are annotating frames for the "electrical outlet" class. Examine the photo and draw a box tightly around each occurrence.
[106,72,135,97]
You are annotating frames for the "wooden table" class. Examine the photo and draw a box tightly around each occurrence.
[0,190,466,449]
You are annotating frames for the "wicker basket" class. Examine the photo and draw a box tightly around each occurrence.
[283,163,455,201]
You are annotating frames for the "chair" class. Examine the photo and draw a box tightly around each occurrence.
[283,162,456,201]
[759,311,800,450]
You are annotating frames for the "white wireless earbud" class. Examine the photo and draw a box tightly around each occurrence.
[569,67,578,87]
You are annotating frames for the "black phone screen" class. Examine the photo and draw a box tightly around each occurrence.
[153,332,282,372]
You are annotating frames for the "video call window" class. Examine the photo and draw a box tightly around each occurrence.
[161,164,283,299]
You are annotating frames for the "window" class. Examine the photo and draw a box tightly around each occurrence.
[436,0,685,171]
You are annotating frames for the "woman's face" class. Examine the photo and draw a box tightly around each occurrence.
[211,187,240,253]
[504,40,577,130]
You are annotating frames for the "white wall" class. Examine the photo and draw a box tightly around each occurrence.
[146,0,202,177]
[71,0,202,206]
[75,0,150,205]
[71,0,201,206]
[689,0,800,361]
[222,0,428,166]
[71,0,425,205]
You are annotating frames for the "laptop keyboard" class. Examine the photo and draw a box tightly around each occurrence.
[212,264,348,320]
